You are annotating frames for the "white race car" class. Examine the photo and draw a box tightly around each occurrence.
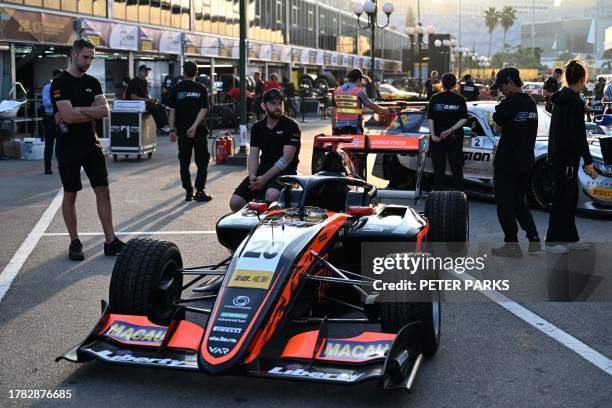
[373,102,612,213]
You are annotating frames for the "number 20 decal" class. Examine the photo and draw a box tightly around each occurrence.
[243,240,284,259]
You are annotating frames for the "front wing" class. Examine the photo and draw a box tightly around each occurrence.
[57,302,426,390]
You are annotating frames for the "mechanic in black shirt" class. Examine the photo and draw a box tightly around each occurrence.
[543,68,562,113]
[460,74,480,102]
[229,88,301,212]
[126,65,170,133]
[544,60,598,254]
[489,67,540,257]
[424,71,440,100]
[168,61,212,202]
[426,73,468,190]
[51,38,124,261]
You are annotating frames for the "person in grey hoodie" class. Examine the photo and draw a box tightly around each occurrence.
[544,60,598,254]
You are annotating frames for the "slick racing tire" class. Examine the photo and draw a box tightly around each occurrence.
[109,238,184,326]
[379,287,441,357]
[425,190,469,247]
[529,159,554,210]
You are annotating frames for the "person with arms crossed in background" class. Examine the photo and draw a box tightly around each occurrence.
[168,61,212,203]
[51,38,124,261]
[229,89,301,212]
[489,67,541,257]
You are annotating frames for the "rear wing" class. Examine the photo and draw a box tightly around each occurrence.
[313,134,427,201]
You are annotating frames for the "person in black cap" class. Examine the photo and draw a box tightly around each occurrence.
[229,88,301,211]
[460,74,480,102]
[489,67,540,257]
[168,61,212,202]
[426,73,468,190]
[126,64,171,133]
[331,68,389,135]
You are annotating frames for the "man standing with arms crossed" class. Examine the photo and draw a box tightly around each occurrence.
[52,38,124,260]
[168,61,212,202]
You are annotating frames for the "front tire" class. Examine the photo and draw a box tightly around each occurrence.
[109,238,184,326]
[380,291,441,357]
[425,191,469,244]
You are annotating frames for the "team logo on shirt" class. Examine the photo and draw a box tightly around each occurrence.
[434,104,460,111]
[176,91,202,100]
[514,112,537,122]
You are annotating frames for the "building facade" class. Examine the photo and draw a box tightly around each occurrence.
[0,0,409,99]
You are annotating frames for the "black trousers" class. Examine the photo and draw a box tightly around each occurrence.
[494,169,539,242]
[146,102,169,129]
[546,166,579,244]
[178,131,210,192]
[430,136,464,190]
[43,114,57,171]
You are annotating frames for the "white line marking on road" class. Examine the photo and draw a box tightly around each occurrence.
[0,188,64,303]
[454,271,612,376]
[42,231,216,236]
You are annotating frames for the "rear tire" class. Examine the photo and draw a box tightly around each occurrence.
[109,238,184,326]
[425,191,469,244]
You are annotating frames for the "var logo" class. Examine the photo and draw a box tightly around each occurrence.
[209,346,230,355]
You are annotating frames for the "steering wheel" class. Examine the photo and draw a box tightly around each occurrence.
[277,175,374,210]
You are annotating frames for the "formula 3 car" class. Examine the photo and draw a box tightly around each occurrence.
[368,102,612,214]
[57,134,469,391]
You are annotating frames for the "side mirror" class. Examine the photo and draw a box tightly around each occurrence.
[463,126,474,136]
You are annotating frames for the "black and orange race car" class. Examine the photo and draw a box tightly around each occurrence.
[57,134,468,391]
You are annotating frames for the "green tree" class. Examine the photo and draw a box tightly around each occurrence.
[490,45,546,70]
[499,6,517,45]
[484,7,499,58]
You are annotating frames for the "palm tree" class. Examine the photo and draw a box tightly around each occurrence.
[484,7,499,58]
[500,6,517,46]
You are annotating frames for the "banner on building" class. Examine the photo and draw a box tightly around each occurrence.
[201,36,219,57]
[81,19,111,48]
[316,50,325,65]
[160,31,182,54]
[42,14,76,45]
[0,8,43,43]
[109,23,138,51]
[139,27,161,52]
[183,33,201,55]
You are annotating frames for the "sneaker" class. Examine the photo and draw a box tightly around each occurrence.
[542,244,569,254]
[490,243,523,258]
[567,241,590,251]
[160,126,171,135]
[68,239,84,261]
[104,237,125,256]
[44,169,53,175]
[185,191,194,202]
[194,191,212,202]
[527,237,541,254]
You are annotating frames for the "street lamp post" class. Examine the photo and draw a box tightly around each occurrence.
[353,1,394,82]
[405,23,435,92]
